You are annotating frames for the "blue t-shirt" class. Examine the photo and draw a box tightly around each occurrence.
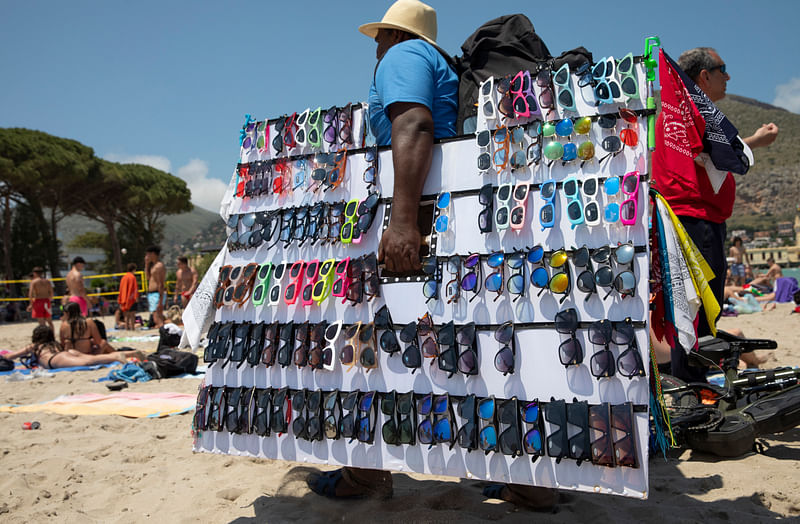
[368,39,458,146]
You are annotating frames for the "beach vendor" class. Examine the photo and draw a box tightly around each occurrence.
[145,245,166,328]
[118,263,140,331]
[65,256,91,316]
[27,266,54,330]
[6,325,143,369]
[307,1,556,510]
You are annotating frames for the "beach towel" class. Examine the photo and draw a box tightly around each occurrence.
[656,197,700,351]
[0,392,196,418]
[774,277,800,303]
[0,361,121,377]
[118,272,139,312]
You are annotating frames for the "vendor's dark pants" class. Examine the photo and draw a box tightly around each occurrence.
[671,216,727,382]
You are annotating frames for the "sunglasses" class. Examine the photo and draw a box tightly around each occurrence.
[510,69,541,120]
[456,322,479,375]
[495,183,512,231]
[311,258,336,305]
[253,387,273,436]
[375,304,400,356]
[498,397,523,457]
[589,403,615,467]
[539,179,556,231]
[331,257,350,299]
[555,307,583,367]
[339,321,362,372]
[535,67,556,120]
[323,105,339,146]
[436,321,458,377]
[456,394,478,451]
[355,390,377,444]
[552,63,576,112]
[460,253,483,302]
[322,390,341,440]
[307,107,323,149]
[494,76,515,120]
[521,399,545,461]
[358,322,378,371]
[506,249,527,302]
[276,322,295,369]
[418,393,456,449]
[417,312,439,360]
[337,103,353,146]
[444,255,461,304]
[293,321,311,368]
[494,320,515,375]
[295,108,310,148]
[479,77,497,121]
[492,126,510,171]
[270,387,291,434]
[484,251,505,301]
[340,198,360,244]
[435,191,452,234]
[612,402,639,467]
[283,112,298,149]
[382,390,416,446]
[308,321,329,370]
[322,320,342,372]
[563,176,584,230]
[282,260,305,306]
[477,396,498,454]
[399,320,421,372]
[615,323,646,378]
[363,145,379,187]
[300,259,320,307]
[476,129,492,172]
[617,53,639,100]
[603,175,621,223]
[510,182,529,231]
[245,323,266,367]
[592,243,637,299]
[592,56,622,105]
[619,170,640,226]
[567,400,592,464]
[478,183,494,233]
[339,390,360,440]
[422,256,439,303]
[581,177,601,226]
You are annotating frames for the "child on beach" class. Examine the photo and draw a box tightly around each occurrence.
[5,325,143,369]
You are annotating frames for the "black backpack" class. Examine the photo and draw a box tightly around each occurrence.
[453,14,552,134]
[145,348,198,378]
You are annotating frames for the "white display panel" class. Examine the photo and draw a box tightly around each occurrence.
[195,62,651,499]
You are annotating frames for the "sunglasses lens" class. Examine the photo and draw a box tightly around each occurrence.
[559,338,583,365]
[540,204,554,225]
[555,308,577,334]
[461,271,477,291]
[541,122,555,137]
[544,141,563,160]
[562,143,577,162]
[602,136,622,153]
[595,266,614,287]
[550,250,568,268]
[527,246,544,264]
[555,119,573,136]
[615,271,636,294]
[620,128,638,147]
[549,272,569,293]
[577,270,596,293]
[578,141,595,161]
[485,272,503,292]
[574,117,592,134]
[494,346,514,374]
[531,266,548,288]
[495,322,513,344]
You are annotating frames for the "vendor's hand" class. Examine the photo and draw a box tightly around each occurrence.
[750,123,779,148]
[378,220,422,274]
[26,304,32,312]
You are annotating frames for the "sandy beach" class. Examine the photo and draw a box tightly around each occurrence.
[0,307,798,523]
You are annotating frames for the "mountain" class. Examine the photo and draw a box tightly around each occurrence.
[59,205,224,266]
[716,95,800,230]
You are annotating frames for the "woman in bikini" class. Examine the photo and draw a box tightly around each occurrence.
[59,301,114,355]
[6,325,143,369]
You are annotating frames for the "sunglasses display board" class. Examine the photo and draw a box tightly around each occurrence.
[192,57,652,499]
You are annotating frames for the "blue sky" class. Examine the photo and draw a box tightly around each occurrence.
[2,1,797,212]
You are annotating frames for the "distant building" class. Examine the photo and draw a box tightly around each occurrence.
[729,229,750,242]
[777,221,794,237]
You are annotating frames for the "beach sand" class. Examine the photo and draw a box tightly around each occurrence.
[1,308,799,523]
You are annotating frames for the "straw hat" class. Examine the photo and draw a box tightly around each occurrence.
[359,0,438,47]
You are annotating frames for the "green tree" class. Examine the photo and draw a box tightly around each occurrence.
[0,128,97,281]
[115,163,193,259]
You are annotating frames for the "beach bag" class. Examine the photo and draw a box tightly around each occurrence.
[157,324,183,352]
[146,348,198,378]
[453,14,552,133]
[0,356,14,372]
[685,412,756,457]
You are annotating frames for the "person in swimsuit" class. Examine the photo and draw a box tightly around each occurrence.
[65,256,91,316]
[174,256,198,308]
[27,267,54,330]
[145,246,166,328]
[59,301,115,355]
[5,325,144,369]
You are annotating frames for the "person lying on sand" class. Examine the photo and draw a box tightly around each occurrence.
[5,325,144,369]
[59,301,116,355]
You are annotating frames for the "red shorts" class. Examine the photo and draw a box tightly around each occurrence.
[32,298,52,318]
